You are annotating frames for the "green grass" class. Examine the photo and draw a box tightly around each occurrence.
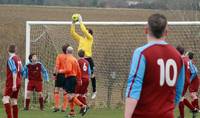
[0,107,123,118]
[0,106,199,118]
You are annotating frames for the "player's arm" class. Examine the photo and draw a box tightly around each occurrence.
[22,64,28,79]
[189,61,198,82]
[54,55,60,74]
[125,49,146,118]
[70,22,82,42]
[80,22,93,40]
[175,64,185,105]
[40,63,49,82]
[8,58,17,91]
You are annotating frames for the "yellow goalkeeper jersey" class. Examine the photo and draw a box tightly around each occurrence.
[70,22,93,57]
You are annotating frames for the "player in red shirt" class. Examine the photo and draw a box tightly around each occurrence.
[187,52,200,112]
[76,49,91,106]
[2,45,23,118]
[23,53,49,111]
[125,14,185,118]
[176,46,198,118]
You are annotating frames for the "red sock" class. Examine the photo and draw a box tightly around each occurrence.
[39,97,44,110]
[179,101,184,118]
[183,98,195,110]
[82,97,87,105]
[77,96,87,105]
[25,99,30,110]
[12,105,18,118]
[192,99,199,109]
[4,103,12,118]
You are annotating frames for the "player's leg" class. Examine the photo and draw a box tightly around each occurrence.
[69,100,75,117]
[191,92,199,110]
[38,92,44,111]
[2,96,12,118]
[61,91,68,112]
[78,79,89,105]
[53,74,65,112]
[10,98,18,118]
[64,76,88,116]
[25,80,34,110]
[53,87,60,111]
[10,86,21,118]
[61,74,68,112]
[190,77,199,112]
[36,81,44,111]
[25,90,32,110]
[183,98,196,111]
[70,94,88,116]
[85,57,97,99]
[178,98,185,118]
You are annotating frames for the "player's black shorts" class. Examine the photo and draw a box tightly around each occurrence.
[55,73,65,88]
[63,76,77,93]
[85,57,95,74]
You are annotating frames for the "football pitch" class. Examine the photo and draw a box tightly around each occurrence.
[0,107,198,118]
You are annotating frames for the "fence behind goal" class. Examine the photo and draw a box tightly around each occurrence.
[26,21,200,108]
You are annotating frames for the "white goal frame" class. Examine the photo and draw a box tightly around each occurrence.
[25,21,200,102]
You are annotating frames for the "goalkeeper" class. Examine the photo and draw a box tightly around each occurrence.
[70,14,97,99]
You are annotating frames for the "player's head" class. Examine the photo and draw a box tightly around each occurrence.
[187,51,194,60]
[29,53,37,62]
[67,46,74,54]
[176,45,185,55]
[78,49,85,58]
[62,44,70,54]
[8,44,17,54]
[146,13,167,39]
[86,28,93,35]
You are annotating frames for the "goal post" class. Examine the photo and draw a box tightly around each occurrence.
[25,21,200,108]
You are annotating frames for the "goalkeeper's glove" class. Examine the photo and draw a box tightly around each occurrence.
[78,15,83,23]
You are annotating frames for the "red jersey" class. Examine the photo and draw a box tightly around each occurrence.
[6,55,22,87]
[27,63,42,81]
[78,58,91,80]
[126,41,185,118]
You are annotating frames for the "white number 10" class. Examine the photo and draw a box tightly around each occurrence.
[157,59,177,87]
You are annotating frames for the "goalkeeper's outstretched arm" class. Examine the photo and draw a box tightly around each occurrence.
[70,21,82,42]
[79,15,93,40]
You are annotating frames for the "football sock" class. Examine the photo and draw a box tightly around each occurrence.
[192,99,199,109]
[183,98,195,110]
[54,92,60,109]
[62,93,68,110]
[25,99,30,110]
[4,103,12,118]
[82,96,87,105]
[91,77,96,93]
[12,105,18,118]
[179,101,184,118]
[39,97,44,110]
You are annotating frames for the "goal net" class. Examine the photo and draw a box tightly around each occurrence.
[26,21,200,108]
